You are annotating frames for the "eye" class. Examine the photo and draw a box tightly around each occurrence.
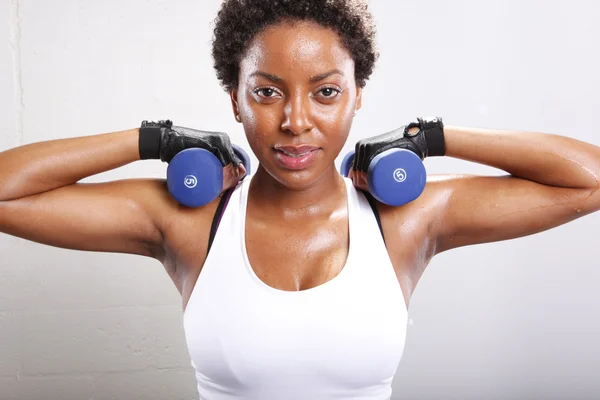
[254,87,279,98]
[321,88,337,97]
[316,86,342,99]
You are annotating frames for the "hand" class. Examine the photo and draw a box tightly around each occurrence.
[140,120,247,192]
[353,117,444,168]
[347,117,445,190]
[140,120,240,165]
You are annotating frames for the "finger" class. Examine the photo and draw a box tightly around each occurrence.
[237,164,247,179]
[222,164,238,190]
[406,125,420,136]
[355,171,369,191]
[222,163,247,191]
[348,169,369,192]
[347,169,356,185]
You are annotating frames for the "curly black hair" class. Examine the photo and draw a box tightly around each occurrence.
[211,0,378,92]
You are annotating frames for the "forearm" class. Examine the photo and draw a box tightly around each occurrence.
[443,125,600,189]
[0,128,141,200]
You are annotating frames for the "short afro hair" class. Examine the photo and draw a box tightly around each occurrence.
[211,0,378,92]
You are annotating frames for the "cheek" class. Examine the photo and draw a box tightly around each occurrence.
[247,128,270,150]
[240,105,278,154]
[241,100,285,138]
[314,98,356,137]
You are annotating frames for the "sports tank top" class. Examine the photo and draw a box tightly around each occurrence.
[183,177,408,400]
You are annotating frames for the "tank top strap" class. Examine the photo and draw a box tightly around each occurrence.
[343,178,385,242]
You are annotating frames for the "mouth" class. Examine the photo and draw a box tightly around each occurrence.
[273,145,321,170]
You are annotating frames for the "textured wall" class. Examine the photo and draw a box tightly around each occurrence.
[1,0,599,399]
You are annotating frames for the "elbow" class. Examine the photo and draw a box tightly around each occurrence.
[590,184,600,211]
[573,161,600,210]
[586,166,600,208]
[576,181,600,214]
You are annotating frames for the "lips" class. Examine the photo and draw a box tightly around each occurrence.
[273,144,321,170]
[274,145,320,156]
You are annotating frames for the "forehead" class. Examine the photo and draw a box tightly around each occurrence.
[239,20,355,80]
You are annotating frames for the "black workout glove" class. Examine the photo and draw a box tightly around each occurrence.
[353,117,446,172]
[138,119,241,166]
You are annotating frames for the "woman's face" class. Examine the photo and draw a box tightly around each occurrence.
[231,20,362,190]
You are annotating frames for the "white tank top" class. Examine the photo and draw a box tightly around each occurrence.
[183,177,408,400]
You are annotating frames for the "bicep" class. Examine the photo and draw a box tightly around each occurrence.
[0,179,171,257]
[430,174,599,253]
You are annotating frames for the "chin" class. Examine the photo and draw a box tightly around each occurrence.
[259,161,337,191]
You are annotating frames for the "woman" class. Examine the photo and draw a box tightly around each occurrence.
[1,0,599,399]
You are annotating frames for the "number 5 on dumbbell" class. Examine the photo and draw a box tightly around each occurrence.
[340,148,427,207]
[167,144,251,208]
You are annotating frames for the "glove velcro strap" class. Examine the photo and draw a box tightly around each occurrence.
[418,117,446,157]
[139,120,172,160]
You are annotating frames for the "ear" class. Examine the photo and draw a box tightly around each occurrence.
[354,86,363,115]
[229,90,241,123]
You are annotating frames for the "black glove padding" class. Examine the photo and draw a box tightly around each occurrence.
[139,119,241,166]
[352,117,445,172]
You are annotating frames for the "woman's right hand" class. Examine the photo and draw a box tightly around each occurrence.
[139,120,241,164]
[139,120,247,192]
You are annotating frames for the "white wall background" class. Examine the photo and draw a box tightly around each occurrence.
[1,0,599,399]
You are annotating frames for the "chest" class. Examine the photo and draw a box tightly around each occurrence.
[244,213,349,292]
[172,188,431,312]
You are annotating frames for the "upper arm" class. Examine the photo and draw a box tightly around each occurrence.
[0,179,176,257]
[426,174,600,254]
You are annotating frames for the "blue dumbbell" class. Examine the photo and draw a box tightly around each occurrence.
[340,148,426,206]
[167,144,251,208]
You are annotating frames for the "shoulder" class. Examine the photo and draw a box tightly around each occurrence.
[376,174,471,228]
[374,174,479,259]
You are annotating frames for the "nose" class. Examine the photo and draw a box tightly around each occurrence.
[280,94,314,135]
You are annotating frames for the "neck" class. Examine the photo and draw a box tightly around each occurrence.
[248,164,347,219]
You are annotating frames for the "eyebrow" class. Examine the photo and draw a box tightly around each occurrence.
[249,69,344,84]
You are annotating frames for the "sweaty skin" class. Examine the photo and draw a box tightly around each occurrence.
[229,21,361,300]
[1,21,599,313]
